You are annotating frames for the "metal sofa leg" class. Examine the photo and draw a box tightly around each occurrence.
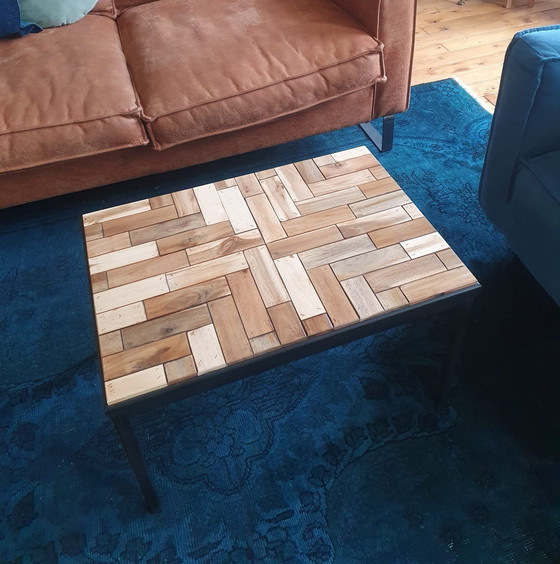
[360,115,395,152]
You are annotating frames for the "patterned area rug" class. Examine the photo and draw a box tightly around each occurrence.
[1,79,559,563]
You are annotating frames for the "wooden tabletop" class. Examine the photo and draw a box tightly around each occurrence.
[83,146,478,407]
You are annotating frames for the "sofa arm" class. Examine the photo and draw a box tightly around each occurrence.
[332,0,417,118]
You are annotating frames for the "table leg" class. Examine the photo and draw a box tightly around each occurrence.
[111,415,160,512]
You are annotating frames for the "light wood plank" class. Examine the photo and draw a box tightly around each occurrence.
[340,276,384,319]
[282,205,355,237]
[401,266,479,304]
[267,225,343,260]
[94,275,169,314]
[296,187,366,216]
[246,193,288,243]
[255,169,276,180]
[208,296,253,363]
[86,232,131,258]
[303,314,333,336]
[404,203,423,220]
[307,265,359,327]
[150,194,174,209]
[250,332,281,355]
[401,232,449,259]
[313,154,335,166]
[121,308,208,349]
[276,164,314,201]
[88,241,159,275]
[268,302,306,345]
[259,176,301,221]
[98,330,123,356]
[186,230,264,265]
[369,217,434,249]
[295,159,325,183]
[244,245,290,307]
[144,278,230,320]
[102,206,178,237]
[338,207,411,238]
[235,173,264,196]
[157,221,234,256]
[308,170,376,197]
[350,192,412,218]
[214,178,236,190]
[331,146,371,161]
[437,248,464,270]
[96,302,147,335]
[102,333,190,381]
[83,199,151,226]
[319,154,379,179]
[377,288,409,311]
[166,252,248,291]
[193,183,229,225]
[130,214,206,246]
[364,254,448,293]
[91,272,109,293]
[331,245,410,281]
[274,255,326,320]
[105,365,167,405]
[165,356,197,384]
[299,234,375,270]
[227,269,274,339]
[218,186,258,233]
[84,223,104,241]
[188,324,227,374]
[359,177,401,198]
[172,189,200,216]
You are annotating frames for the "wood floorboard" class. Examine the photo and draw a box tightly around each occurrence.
[414,0,560,106]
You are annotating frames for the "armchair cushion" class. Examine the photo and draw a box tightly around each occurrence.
[118,0,385,150]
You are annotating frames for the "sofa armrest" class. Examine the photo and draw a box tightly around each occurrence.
[332,0,417,118]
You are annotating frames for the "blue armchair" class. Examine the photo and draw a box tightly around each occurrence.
[479,25,560,305]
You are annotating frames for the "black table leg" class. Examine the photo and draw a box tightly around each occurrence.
[111,415,160,513]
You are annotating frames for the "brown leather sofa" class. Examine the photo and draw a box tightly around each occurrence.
[0,0,417,209]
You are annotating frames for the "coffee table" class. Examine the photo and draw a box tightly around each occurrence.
[82,146,480,511]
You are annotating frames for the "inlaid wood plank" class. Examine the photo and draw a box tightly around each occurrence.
[165,356,197,384]
[274,255,326,320]
[186,230,263,266]
[282,205,354,237]
[83,199,151,226]
[299,234,375,270]
[308,170,375,197]
[255,169,276,180]
[102,333,190,381]
[130,214,206,246]
[157,221,234,256]
[188,324,227,374]
[214,178,236,190]
[267,225,343,260]
[193,184,229,225]
[91,272,109,293]
[218,186,258,233]
[331,146,371,161]
[313,154,335,166]
[86,232,131,258]
[295,159,325,184]
[276,164,314,201]
[350,192,412,218]
[303,314,333,336]
[364,254,447,293]
[107,251,189,289]
[150,194,174,209]
[121,307,208,350]
[96,302,147,335]
[404,203,423,219]
[235,173,264,196]
[401,232,449,259]
[401,266,479,304]
[144,278,230,320]
[208,296,253,363]
[99,330,123,356]
[227,269,274,339]
[319,154,379,179]
[340,276,384,319]
[296,187,366,216]
[246,194,287,243]
[331,245,410,281]
[359,177,401,199]
[166,252,248,291]
[370,164,390,180]
[377,288,409,311]
[102,206,178,237]
[250,332,281,355]
[84,223,104,241]
[88,241,159,275]
[94,275,169,315]
[338,207,411,239]
[244,246,290,307]
[437,248,463,270]
[307,265,359,327]
[105,365,167,405]
[268,302,306,345]
[369,217,434,249]
[259,176,301,221]
[172,189,200,216]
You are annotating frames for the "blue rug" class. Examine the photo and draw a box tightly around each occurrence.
[1,79,559,563]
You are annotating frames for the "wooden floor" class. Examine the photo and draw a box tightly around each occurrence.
[414,0,560,107]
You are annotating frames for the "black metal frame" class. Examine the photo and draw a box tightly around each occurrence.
[360,115,395,152]
[100,283,480,511]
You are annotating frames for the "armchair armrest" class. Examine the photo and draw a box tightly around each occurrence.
[332,0,417,118]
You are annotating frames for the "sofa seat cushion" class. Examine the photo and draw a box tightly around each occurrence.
[118,0,384,150]
[0,15,148,173]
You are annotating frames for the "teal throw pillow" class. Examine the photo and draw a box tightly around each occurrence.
[19,0,98,29]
